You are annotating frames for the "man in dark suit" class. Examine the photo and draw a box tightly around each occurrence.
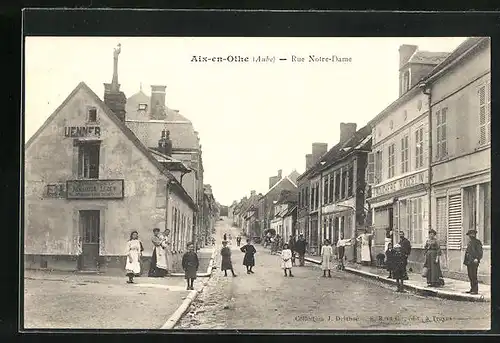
[464,229,483,295]
[398,231,412,280]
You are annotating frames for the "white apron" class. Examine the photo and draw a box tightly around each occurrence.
[358,234,372,262]
[125,240,142,274]
[281,249,293,269]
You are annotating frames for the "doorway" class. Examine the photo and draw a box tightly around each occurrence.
[79,210,100,270]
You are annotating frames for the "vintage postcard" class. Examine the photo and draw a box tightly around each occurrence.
[23,35,491,331]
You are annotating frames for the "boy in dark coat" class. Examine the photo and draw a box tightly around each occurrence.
[392,244,406,292]
[221,240,237,277]
[182,242,199,290]
[240,238,257,274]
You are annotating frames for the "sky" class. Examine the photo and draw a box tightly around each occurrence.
[25,36,466,206]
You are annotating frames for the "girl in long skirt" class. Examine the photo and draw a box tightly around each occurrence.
[423,229,445,287]
[221,240,237,277]
[240,238,257,274]
[125,231,144,284]
[321,239,334,277]
[281,243,294,277]
[182,242,199,290]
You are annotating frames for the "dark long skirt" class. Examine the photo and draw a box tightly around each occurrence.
[221,256,233,271]
[243,253,255,267]
[148,247,167,277]
[184,266,197,279]
[424,249,444,286]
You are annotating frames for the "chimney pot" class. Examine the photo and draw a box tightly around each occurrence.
[312,143,328,164]
[339,123,357,143]
[399,44,418,69]
[150,85,167,120]
[278,169,282,179]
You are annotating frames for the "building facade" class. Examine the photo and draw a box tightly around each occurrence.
[24,82,197,273]
[425,37,491,282]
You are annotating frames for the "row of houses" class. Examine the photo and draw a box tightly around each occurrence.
[24,44,219,273]
[233,37,491,283]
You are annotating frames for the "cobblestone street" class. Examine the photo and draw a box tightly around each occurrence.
[177,223,490,330]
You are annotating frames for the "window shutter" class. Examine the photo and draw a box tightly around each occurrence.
[436,197,447,246]
[447,194,462,249]
[422,120,429,166]
[367,152,374,185]
[487,82,491,142]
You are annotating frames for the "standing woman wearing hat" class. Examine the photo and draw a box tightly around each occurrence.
[423,229,445,287]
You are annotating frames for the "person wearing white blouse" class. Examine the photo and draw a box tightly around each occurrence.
[281,243,294,277]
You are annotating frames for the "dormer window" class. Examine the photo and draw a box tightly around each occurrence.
[138,103,148,111]
[87,108,97,122]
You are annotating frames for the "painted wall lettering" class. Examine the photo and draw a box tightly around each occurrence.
[64,126,101,138]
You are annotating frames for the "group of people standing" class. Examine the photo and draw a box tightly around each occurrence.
[220,236,257,276]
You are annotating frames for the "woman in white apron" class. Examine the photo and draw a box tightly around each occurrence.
[357,229,374,266]
[125,231,144,284]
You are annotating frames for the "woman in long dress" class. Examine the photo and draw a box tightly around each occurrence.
[125,231,144,284]
[240,238,257,274]
[357,229,374,266]
[221,240,237,277]
[162,229,173,274]
[281,243,294,277]
[423,229,445,287]
[149,228,168,277]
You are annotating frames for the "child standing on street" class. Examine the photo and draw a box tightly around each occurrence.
[182,242,199,290]
[385,242,395,279]
[321,239,334,277]
[125,231,144,284]
[392,244,406,292]
[281,243,294,277]
[221,240,237,277]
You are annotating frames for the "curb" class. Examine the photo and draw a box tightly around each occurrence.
[160,246,218,329]
[303,257,489,303]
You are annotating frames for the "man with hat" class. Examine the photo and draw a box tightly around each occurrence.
[398,231,412,280]
[464,229,483,294]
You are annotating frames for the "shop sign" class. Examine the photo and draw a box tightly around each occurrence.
[66,179,124,199]
[64,126,101,138]
[372,171,427,198]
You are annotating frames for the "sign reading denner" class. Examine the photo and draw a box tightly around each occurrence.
[64,126,101,138]
[66,179,124,199]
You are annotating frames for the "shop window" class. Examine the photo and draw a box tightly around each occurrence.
[388,144,395,178]
[436,108,448,160]
[78,142,100,179]
[334,171,341,200]
[405,198,423,245]
[415,127,424,168]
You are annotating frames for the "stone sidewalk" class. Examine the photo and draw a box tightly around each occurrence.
[302,254,490,302]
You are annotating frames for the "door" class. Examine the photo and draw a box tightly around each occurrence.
[80,210,100,270]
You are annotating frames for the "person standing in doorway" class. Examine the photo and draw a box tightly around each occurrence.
[357,228,374,266]
[149,228,167,277]
[182,242,199,290]
[295,234,308,267]
[321,239,333,277]
[399,231,412,280]
[221,240,237,277]
[464,229,483,294]
[240,238,257,274]
[125,231,144,284]
[423,229,445,287]
[281,243,294,277]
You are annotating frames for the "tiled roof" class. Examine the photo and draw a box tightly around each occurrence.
[287,170,301,184]
[409,51,450,65]
[127,90,192,123]
[264,176,297,197]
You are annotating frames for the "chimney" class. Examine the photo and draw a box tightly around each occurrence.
[399,44,418,70]
[278,169,282,179]
[312,143,328,164]
[339,123,357,143]
[103,43,127,122]
[306,154,313,170]
[150,85,166,120]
